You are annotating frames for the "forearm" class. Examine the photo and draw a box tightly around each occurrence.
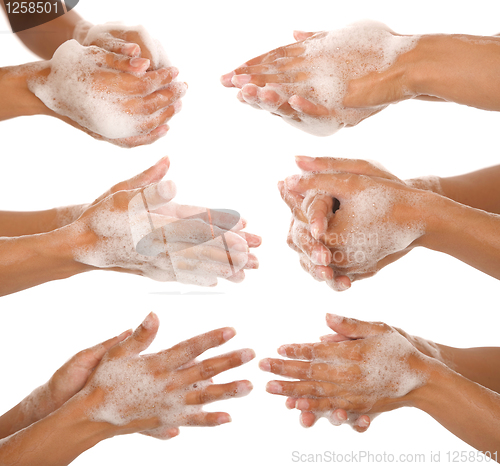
[0,396,115,466]
[0,225,91,296]
[407,165,500,215]
[0,205,87,236]
[418,192,500,279]
[0,0,84,59]
[408,34,500,111]
[413,361,500,453]
[435,345,500,394]
[0,63,50,121]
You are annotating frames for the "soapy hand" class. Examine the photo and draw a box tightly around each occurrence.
[80,313,254,439]
[28,27,186,147]
[221,23,419,136]
[260,314,427,430]
[280,157,425,290]
[69,157,260,286]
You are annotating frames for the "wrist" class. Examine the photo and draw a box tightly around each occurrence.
[0,63,52,120]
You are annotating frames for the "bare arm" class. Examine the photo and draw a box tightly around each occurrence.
[0,0,83,59]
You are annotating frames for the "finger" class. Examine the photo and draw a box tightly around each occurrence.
[266,380,341,398]
[107,312,159,359]
[142,179,177,210]
[90,34,141,57]
[234,231,262,248]
[320,334,353,343]
[325,314,388,339]
[352,414,371,433]
[241,43,306,67]
[142,426,180,440]
[259,358,315,380]
[83,329,133,365]
[184,411,231,427]
[291,222,331,267]
[294,157,399,182]
[277,180,304,215]
[121,68,183,97]
[302,191,334,240]
[329,274,352,292]
[160,327,237,369]
[284,172,356,197]
[293,30,317,41]
[136,105,180,134]
[137,82,187,114]
[277,342,338,361]
[289,95,330,116]
[185,380,253,405]
[172,243,254,269]
[300,411,318,428]
[297,254,333,282]
[179,349,255,385]
[232,71,307,88]
[171,255,256,280]
[89,47,150,73]
[111,156,170,193]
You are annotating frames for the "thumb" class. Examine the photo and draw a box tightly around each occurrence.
[293,30,317,41]
[121,156,171,191]
[325,314,387,339]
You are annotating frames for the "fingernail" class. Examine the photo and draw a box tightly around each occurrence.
[156,125,169,137]
[170,67,179,79]
[231,74,251,86]
[277,345,287,357]
[217,413,231,425]
[359,417,370,427]
[285,174,301,190]
[285,398,296,409]
[295,155,315,164]
[220,71,235,87]
[335,279,351,292]
[232,241,249,253]
[142,312,157,329]
[311,248,327,266]
[173,100,182,114]
[266,381,282,394]
[122,43,140,56]
[241,349,256,364]
[319,270,328,281]
[259,359,271,372]
[130,57,150,69]
[222,327,236,341]
[235,381,253,397]
[335,410,348,422]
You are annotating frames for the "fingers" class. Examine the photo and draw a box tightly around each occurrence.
[184,380,253,405]
[231,71,306,88]
[325,314,388,339]
[160,327,237,369]
[290,221,331,267]
[107,312,159,359]
[137,82,187,115]
[259,358,315,380]
[352,414,371,433]
[285,172,355,197]
[89,47,150,74]
[178,349,255,385]
[111,124,170,148]
[83,329,133,365]
[89,33,141,57]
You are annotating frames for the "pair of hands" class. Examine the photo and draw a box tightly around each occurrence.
[260,313,438,433]
[279,156,430,291]
[23,313,254,440]
[32,22,185,147]
[221,23,419,135]
[63,156,260,286]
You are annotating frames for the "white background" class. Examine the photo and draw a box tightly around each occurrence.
[1,0,499,464]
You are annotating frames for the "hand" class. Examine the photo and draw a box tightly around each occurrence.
[80,313,254,439]
[280,156,426,290]
[21,330,132,425]
[28,39,186,147]
[69,157,261,286]
[260,314,429,431]
[74,21,170,70]
[221,23,419,136]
